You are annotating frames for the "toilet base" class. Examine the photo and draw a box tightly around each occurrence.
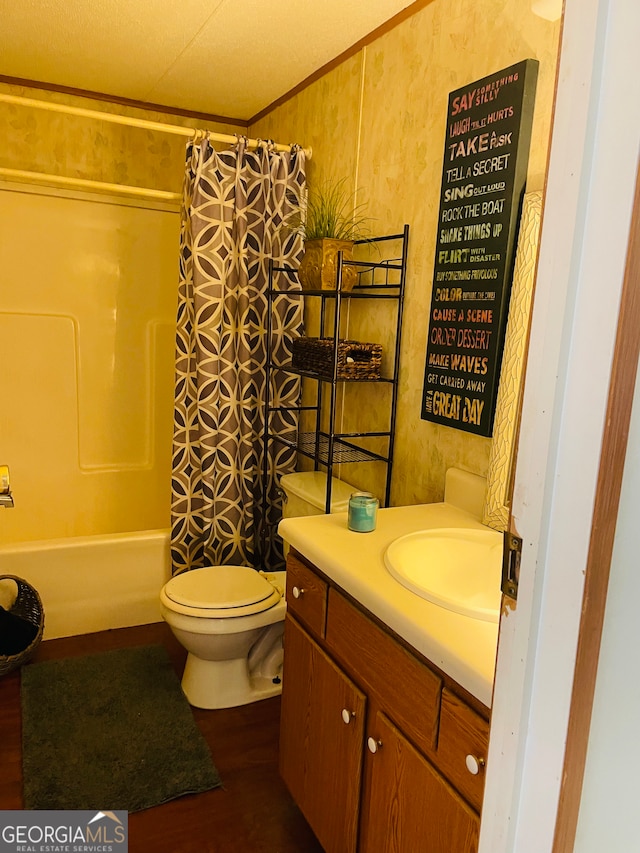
[181,653,283,710]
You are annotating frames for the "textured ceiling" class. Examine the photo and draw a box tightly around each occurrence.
[0,0,416,121]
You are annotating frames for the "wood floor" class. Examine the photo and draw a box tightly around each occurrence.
[0,622,324,853]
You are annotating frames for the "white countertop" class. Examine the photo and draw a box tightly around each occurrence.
[279,502,500,708]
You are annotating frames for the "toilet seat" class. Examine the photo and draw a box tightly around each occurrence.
[163,565,282,618]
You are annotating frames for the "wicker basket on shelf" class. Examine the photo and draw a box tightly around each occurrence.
[0,575,44,676]
[291,337,382,380]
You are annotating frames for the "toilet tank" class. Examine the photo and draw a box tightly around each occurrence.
[280,471,353,518]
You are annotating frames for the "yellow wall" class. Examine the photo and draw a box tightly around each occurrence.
[0,83,244,544]
[251,0,561,505]
[0,82,243,192]
[0,0,561,542]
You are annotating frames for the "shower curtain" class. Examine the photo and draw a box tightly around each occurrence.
[171,137,305,574]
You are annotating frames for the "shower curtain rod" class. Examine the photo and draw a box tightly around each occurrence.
[0,166,181,202]
[0,92,311,156]
[0,92,310,202]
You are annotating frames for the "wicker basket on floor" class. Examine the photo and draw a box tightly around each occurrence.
[291,337,383,380]
[0,575,44,676]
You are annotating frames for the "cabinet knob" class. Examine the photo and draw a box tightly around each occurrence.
[465,754,486,775]
[341,708,356,725]
[367,737,383,754]
[292,586,305,599]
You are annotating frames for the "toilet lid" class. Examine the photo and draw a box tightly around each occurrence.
[165,565,281,615]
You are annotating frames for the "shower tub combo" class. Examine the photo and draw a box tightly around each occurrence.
[0,529,171,639]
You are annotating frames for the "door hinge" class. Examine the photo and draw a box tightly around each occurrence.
[502,532,522,600]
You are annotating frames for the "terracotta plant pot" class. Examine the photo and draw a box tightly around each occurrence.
[298,238,358,291]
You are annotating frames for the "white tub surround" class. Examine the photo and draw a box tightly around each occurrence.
[279,501,499,707]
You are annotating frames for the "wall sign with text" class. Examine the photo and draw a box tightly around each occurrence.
[421,59,539,437]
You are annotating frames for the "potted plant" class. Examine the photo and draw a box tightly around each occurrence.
[289,178,372,291]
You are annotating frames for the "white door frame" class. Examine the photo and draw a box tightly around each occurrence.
[479,1,640,851]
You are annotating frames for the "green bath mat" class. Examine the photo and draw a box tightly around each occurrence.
[21,644,222,811]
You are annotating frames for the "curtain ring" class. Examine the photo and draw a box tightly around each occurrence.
[234,134,248,153]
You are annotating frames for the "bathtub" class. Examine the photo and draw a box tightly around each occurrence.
[0,529,171,639]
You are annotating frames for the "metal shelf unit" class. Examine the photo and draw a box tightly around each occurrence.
[262,224,409,529]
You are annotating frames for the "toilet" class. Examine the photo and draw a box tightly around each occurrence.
[160,471,353,709]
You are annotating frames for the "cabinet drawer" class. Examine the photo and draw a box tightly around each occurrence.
[437,688,489,812]
[325,588,441,755]
[285,552,328,639]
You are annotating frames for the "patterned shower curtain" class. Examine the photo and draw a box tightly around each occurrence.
[171,137,305,575]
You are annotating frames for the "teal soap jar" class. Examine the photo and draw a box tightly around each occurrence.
[348,492,379,533]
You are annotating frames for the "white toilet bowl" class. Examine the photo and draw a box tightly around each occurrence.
[160,566,286,709]
[160,471,354,709]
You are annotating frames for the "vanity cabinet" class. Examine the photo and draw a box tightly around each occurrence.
[280,551,489,853]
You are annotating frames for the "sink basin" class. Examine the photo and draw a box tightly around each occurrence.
[384,527,503,622]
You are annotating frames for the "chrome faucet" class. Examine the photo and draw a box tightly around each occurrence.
[0,465,14,508]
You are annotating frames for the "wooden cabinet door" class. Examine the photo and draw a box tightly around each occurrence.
[280,615,366,853]
[361,712,480,853]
